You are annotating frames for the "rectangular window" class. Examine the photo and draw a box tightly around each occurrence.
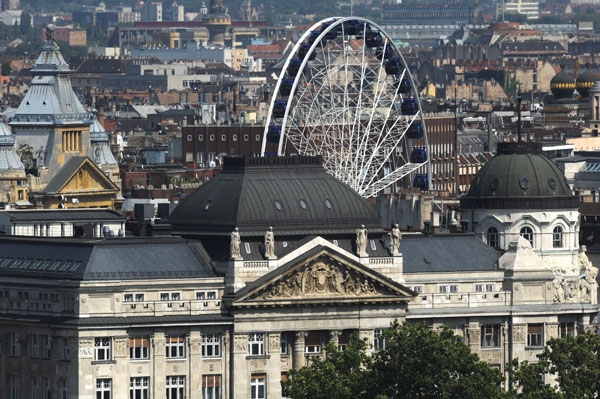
[96,378,112,399]
[486,284,494,292]
[250,374,266,399]
[305,331,321,354]
[31,376,39,399]
[59,379,68,399]
[166,335,186,359]
[374,329,386,352]
[124,294,134,302]
[166,376,185,399]
[202,374,221,399]
[559,322,575,338]
[248,333,265,355]
[160,293,169,301]
[130,336,150,360]
[94,337,112,361]
[481,324,501,348]
[171,293,181,301]
[10,375,19,399]
[42,335,51,359]
[411,285,422,294]
[280,333,288,354]
[135,294,145,302]
[438,285,448,294]
[130,377,149,399]
[475,284,483,292]
[10,333,21,357]
[527,324,544,347]
[196,292,205,300]
[207,292,217,300]
[202,333,221,358]
[450,285,458,293]
[59,337,70,361]
[42,377,50,399]
[31,334,40,358]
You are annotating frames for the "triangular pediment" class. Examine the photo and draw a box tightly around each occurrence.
[44,156,119,194]
[233,247,415,307]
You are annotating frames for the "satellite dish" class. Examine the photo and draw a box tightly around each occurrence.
[209,161,216,168]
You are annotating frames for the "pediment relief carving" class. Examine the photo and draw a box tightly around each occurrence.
[252,256,395,301]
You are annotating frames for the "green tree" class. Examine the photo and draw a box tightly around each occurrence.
[509,332,600,399]
[370,321,506,399]
[19,12,31,36]
[284,322,506,399]
[282,334,372,399]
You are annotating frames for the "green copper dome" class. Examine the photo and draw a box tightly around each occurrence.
[461,142,579,210]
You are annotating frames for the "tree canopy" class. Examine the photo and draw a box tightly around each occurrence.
[508,332,600,399]
[283,321,506,399]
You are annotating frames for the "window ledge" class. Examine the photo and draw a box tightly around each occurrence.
[246,354,270,360]
[91,360,116,365]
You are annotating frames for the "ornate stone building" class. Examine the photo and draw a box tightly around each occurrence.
[0,155,597,398]
[5,26,121,209]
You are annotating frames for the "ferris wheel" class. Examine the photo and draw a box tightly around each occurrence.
[261,17,431,198]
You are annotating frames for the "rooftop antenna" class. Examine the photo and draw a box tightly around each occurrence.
[517,92,522,142]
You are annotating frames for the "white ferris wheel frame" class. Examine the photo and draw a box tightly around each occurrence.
[261,16,431,197]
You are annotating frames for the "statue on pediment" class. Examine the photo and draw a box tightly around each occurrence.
[264,226,276,259]
[389,224,401,255]
[230,227,242,259]
[356,225,368,256]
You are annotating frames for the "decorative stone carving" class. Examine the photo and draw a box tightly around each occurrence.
[578,246,598,304]
[467,327,479,345]
[550,247,599,305]
[260,261,380,299]
[355,225,368,256]
[552,275,566,303]
[115,338,127,356]
[78,339,93,358]
[268,333,280,351]
[230,227,242,259]
[234,334,247,353]
[512,325,526,343]
[153,337,165,356]
[264,226,276,260]
[190,337,202,353]
[389,224,401,256]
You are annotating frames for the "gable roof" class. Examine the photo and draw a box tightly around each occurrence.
[43,156,119,194]
[231,244,415,308]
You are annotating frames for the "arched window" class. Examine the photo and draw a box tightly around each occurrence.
[486,226,499,248]
[553,226,564,248]
[520,226,534,247]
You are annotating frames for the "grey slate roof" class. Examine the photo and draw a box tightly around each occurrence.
[169,156,382,236]
[10,39,91,126]
[0,237,215,281]
[400,234,501,273]
[90,114,118,166]
[0,208,123,222]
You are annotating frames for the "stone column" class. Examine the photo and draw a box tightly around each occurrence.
[359,329,374,356]
[293,332,307,369]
